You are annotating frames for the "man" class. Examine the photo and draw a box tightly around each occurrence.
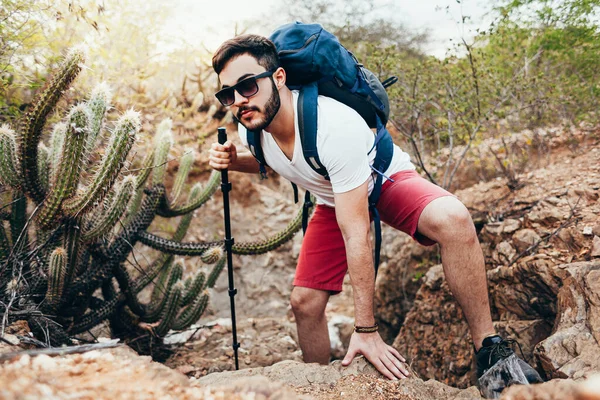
[208,33,542,386]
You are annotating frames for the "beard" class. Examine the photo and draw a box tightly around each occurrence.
[237,80,281,132]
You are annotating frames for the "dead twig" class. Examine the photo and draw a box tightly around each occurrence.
[508,198,581,266]
[0,339,121,363]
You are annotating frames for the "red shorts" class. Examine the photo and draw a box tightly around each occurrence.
[293,170,453,293]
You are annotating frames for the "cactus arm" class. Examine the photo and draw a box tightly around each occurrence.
[18,48,84,204]
[45,247,67,309]
[113,262,145,317]
[141,261,183,323]
[132,254,172,294]
[67,185,163,303]
[35,105,89,229]
[157,170,219,217]
[0,221,10,262]
[181,271,205,306]
[10,191,28,252]
[81,176,135,242]
[62,110,139,216]
[49,122,67,183]
[137,231,215,255]
[37,143,50,192]
[84,83,111,158]
[152,128,173,185]
[200,246,223,264]
[0,126,21,189]
[139,202,305,256]
[69,295,120,334]
[172,290,209,331]
[205,256,226,289]
[153,281,183,337]
[148,257,174,300]
[131,179,198,293]
[63,217,82,287]
[123,148,156,226]
[232,201,306,255]
[135,149,155,190]
[170,149,194,204]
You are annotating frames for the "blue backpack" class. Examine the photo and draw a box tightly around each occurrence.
[247,22,397,273]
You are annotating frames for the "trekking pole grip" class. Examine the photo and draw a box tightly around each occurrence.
[218,127,227,146]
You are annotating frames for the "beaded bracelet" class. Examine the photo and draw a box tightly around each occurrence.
[354,323,379,333]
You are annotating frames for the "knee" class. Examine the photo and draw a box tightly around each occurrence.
[290,289,327,320]
[422,198,477,244]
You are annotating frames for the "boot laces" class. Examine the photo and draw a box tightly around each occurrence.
[487,337,528,366]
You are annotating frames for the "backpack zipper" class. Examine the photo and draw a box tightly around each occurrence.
[278,34,318,55]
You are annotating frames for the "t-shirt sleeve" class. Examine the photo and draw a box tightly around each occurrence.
[318,103,373,194]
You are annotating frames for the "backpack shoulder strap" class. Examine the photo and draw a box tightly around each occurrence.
[298,83,329,180]
[247,129,268,179]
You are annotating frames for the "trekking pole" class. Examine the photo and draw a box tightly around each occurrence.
[217,126,240,370]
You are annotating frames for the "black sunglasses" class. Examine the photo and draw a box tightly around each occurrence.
[215,70,275,106]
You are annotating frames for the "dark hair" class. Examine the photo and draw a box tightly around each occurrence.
[212,34,280,75]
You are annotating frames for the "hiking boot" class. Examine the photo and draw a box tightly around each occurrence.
[476,335,544,385]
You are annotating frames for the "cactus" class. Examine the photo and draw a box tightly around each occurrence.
[17,47,85,204]
[171,148,194,204]
[62,110,139,216]
[45,247,67,309]
[0,49,308,356]
[0,125,20,189]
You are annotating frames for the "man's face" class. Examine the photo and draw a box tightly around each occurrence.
[218,54,281,132]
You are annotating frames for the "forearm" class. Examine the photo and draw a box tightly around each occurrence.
[344,233,376,326]
[230,149,261,173]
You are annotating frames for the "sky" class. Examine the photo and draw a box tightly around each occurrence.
[161,0,495,58]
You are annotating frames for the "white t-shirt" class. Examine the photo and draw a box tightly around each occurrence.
[239,91,415,207]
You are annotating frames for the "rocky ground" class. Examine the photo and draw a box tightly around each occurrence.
[1,124,600,399]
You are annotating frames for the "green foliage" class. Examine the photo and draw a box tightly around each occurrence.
[360,0,599,189]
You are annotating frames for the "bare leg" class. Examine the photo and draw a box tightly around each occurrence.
[290,286,331,364]
[417,196,495,351]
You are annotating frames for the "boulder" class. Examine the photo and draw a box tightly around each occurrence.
[392,259,600,387]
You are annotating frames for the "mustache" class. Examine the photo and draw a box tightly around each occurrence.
[237,106,260,119]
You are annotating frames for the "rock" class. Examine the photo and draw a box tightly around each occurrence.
[503,219,522,234]
[513,229,542,252]
[501,375,600,399]
[392,258,566,387]
[496,241,517,263]
[198,357,482,400]
[535,262,600,380]
[198,357,381,387]
[375,230,436,342]
[194,375,306,399]
[394,259,600,388]
[328,314,354,359]
[529,204,564,224]
[591,236,600,258]
[593,224,600,237]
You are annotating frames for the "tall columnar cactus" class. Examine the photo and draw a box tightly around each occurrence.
[0,49,309,356]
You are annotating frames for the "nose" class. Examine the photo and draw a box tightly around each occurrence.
[232,89,249,107]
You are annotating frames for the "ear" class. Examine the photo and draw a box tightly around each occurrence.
[274,67,286,89]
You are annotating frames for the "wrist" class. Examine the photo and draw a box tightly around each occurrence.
[354,323,379,334]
